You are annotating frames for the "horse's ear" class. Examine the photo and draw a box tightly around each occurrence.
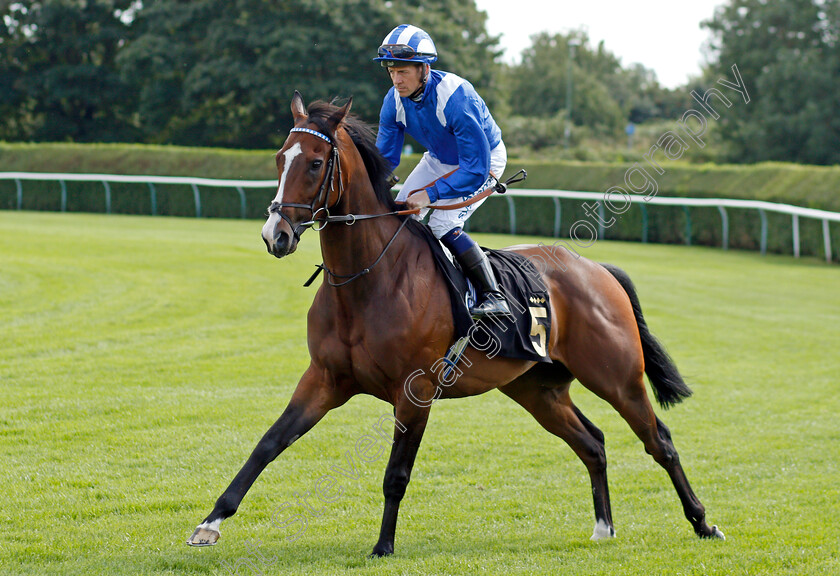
[291,91,307,122]
[326,97,353,132]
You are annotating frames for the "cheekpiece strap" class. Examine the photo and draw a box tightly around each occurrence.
[290,127,333,145]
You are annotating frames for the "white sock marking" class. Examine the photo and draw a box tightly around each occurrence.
[197,518,222,533]
[591,519,615,540]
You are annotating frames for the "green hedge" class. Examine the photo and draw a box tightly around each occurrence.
[2,142,838,261]
[0,142,275,180]
[499,159,840,212]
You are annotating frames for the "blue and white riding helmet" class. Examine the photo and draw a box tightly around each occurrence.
[374,24,438,67]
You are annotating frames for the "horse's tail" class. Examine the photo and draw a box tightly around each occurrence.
[601,263,693,409]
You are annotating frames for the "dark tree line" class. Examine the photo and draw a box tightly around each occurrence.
[2,0,839,165]
[0,0,500,148]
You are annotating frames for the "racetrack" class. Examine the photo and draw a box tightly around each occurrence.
[2,211,838,576]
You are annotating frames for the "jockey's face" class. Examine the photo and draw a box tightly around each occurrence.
[387,64,425,97]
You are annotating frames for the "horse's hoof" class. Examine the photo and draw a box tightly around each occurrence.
[590,520,616,541]
[369,543,393,558]
[187,526,221,547]
[698,524,725,540]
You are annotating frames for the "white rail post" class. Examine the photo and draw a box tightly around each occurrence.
[236,186,247,219]
[552,197,561,237]
[147,183,157,216]
[102,181,112,214]
[505,195,516,235]
[759,209,768,255]
[597,201,606,238]
[191,183,201,218]
[683,206,692,246]
[822,219,832,263]
[717,206,729,250]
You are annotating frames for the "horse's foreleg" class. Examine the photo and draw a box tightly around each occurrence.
[187,367,349,546]
[370,391,431,557]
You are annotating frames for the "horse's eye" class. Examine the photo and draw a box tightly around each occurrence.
[311,159,323,171]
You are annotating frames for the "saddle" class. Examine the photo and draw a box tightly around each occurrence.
[415,224,553,363]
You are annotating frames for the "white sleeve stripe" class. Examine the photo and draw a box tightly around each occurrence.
[435,74,466,127]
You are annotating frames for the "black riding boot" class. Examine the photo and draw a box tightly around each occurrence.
[456,244,513,319]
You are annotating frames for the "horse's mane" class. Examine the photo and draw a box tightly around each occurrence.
[306,100,402,214]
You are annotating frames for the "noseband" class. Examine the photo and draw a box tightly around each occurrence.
[268,126,344,242]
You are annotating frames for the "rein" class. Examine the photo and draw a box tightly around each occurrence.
[273,124,526,288]
[403,168,528,210]
[322,168,528,224]
[303,219,409,288]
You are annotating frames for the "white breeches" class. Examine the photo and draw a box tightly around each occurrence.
[396,141,507,238]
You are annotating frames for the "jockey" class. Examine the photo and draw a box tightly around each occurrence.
[374,24,512,319]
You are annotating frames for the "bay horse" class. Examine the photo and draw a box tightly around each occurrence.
[187,92,724,555]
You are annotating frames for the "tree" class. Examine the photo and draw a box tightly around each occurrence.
[0,1,27,139]
[0,0,504,148]
[115,0,501,148]
[703,0,840,164]
[505,32,626,135]
[0,0,139,142]
[118,0,390,147]
[608,63,690,125]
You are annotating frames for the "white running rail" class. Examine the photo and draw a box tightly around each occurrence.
[2,172,838,263]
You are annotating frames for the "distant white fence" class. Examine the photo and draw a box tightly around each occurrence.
[0,172,274,219]
[2,172,838,263]
[492,188,839,263]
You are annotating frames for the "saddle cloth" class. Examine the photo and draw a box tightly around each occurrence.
[414,224,553,363]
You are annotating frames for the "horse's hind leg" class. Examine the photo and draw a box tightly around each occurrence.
[187,366,351,546]
[607,379,724,539]
[501,366,615,540]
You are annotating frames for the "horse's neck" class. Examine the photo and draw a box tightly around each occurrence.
[318,177,412,292]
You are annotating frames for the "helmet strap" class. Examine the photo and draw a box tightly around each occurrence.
[408,64,430,102]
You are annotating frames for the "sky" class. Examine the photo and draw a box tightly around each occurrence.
[474,0,728,88]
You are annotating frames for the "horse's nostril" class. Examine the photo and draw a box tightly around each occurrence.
[270,231,291,258]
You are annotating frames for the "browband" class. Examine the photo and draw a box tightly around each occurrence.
[289,127,333,145]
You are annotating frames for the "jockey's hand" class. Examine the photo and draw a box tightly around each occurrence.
[406,189,432,210]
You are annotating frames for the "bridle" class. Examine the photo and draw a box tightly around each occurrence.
[270,126,415,233]
[268,126,344,243]
[267,123,526,288]
[269,124,410,288]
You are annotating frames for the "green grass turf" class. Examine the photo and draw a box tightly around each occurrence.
[1,211,838,576]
